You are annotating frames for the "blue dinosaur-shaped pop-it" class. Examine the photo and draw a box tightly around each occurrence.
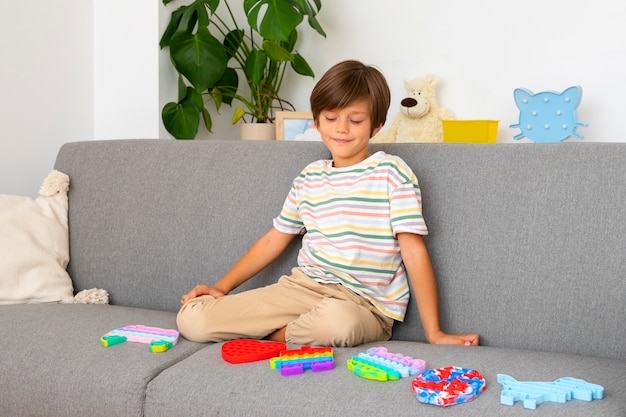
[497,374,604,409]
[510,86,586,143]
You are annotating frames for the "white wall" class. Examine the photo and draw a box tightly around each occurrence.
[94,0,160,140]
[0,0,159,196]
[0,0,93,196]
[3,0,625,195]
[182,0,624,143]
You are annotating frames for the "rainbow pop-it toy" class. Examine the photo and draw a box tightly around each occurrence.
[347,346,426,381]
[270,346,334,376]
[100,325,179,352]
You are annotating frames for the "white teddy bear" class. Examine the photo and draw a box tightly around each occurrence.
[373,75,454,143]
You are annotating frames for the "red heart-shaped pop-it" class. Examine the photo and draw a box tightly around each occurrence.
[221,339,286,364]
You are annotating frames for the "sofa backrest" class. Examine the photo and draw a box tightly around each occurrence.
[55,140,626,360]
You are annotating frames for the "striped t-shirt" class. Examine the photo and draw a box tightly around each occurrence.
[273,151,428,321]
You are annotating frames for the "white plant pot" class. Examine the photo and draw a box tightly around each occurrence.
[239,123,276,140]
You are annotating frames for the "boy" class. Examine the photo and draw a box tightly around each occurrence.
[178,60,478,347]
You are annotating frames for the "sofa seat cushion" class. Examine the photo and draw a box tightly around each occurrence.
[145,340,625,417]
[0,304,205,417]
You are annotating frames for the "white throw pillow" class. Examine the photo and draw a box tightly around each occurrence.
[0,170,74,304]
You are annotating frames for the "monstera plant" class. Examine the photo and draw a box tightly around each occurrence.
[160,0,325,139]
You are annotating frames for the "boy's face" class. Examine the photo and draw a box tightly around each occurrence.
[314,99,382,168]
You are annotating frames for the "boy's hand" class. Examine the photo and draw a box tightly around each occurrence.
[180,285,226,305]
[428,330,479,346]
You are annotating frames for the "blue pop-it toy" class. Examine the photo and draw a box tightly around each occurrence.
[498,374,604,410]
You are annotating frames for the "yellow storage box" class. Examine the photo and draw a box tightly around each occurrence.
[442,120,499,143]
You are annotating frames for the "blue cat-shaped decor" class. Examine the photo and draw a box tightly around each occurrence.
[510,86,586,142]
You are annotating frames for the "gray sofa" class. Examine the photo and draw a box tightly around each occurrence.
[1,139,624,417]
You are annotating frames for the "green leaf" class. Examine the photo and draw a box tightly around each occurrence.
[223,29,245,60]
[162,101,200,139]
[160,6,189,48]
[215,67,239,106]
[292,0,323,19]
[288,0,307,14]
[232,106,246,124]
[162,87,203,139]
[210,87,223,111]
[193,0,215,27]
[202,107,212,132]
[244,0,303,41]
[161,1,218,53]
[262,40,293,62]
[285,28,298,52]
[190,86,204,109]
[244,50,268,84]
[297,0,326,37]
[177,75,187,102]
[202,0,220,14]
[169,26,228,91]
[291,53,314,77]
[306,14,326,38]
[181,9,199,34]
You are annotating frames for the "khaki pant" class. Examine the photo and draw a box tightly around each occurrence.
[176,268,393,347]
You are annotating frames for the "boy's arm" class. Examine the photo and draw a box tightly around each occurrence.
[397,232,479,346]
[181,227,296,304]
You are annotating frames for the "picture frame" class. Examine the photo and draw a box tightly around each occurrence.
[275,111,322,141]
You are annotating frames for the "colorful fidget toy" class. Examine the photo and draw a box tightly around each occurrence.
[411,366,486,407]
[100,325,179,352]
[221,339,286,364]
[347,347,426,381]
[497,374,604,410]
[270,346,334,376]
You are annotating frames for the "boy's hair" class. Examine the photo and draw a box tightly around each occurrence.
[310,60,391,135]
